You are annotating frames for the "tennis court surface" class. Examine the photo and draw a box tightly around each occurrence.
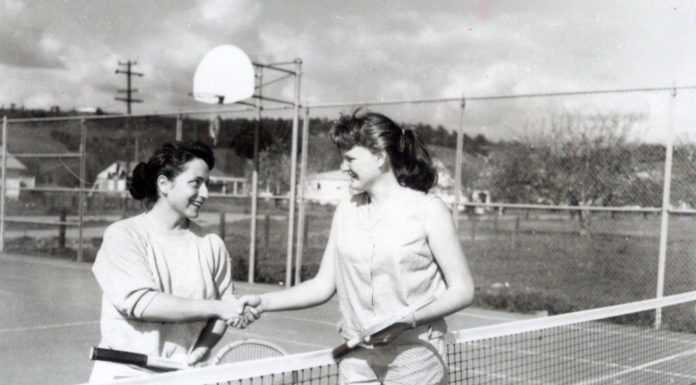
[0,253,527,385]
[80,292,696,385]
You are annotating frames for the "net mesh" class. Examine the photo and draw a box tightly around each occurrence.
[86,292,696,385]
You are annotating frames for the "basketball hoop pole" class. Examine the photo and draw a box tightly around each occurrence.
[242,59,302,287]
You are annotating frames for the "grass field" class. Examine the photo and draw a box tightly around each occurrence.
[4,205,695,328]
[213,209,696,324]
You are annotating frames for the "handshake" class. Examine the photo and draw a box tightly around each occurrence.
[218,294,263,329]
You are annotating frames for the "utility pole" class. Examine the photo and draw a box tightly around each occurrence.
[115,61,144,114]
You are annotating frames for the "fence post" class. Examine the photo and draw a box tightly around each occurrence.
[218,212,226,242]
[59,209,67,248]
[77,119,86,262]
[176,114,182,141]
[0,116,7,252]
[471,215,476,241]
[249,67,262,284]
[294,107,310,285]
[452,96,465,229]
[285,59,302,287]
[655,87,676,329]
[264,214,270,253]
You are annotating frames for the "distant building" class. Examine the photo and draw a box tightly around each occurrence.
[0,151,35,199]
[304,162,465,207]
[304,170,351,205]
[208,168,247,196]
[93,161,247,197]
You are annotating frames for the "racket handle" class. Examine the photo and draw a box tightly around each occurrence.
[90,347,186,370]
[331,338,360,360]
[91,347,147,366]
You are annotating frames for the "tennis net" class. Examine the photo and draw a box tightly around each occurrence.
[87,291,696,385]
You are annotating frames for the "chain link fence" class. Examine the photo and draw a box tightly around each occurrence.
[2,86,693,321]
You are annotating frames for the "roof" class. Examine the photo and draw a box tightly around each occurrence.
[0,151,28,171]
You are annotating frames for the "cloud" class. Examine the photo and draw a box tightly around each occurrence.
[0,1,66,69]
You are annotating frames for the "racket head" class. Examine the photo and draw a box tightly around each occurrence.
[213,339,287,365]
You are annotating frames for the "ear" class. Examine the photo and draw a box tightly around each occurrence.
[156,175,172,196]
[376,150,389,169]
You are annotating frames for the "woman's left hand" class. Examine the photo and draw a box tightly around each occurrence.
[365,322,411,345]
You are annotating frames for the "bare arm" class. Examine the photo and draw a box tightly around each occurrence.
[258,230,337,312]
[412,198,475,325]
[136,293,246,323]
[243,211,340,314]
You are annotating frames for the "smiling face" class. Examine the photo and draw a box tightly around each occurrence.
[158,158,210,219]
[340,145,385,192]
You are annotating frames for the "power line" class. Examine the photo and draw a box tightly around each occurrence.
[115,60,144,114]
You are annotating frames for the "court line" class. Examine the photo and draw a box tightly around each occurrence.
[0,253,92,270]
[574,348,696,384]
[0,320,99,334]
[0,288,97,310]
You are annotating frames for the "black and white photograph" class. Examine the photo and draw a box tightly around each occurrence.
[1,1,696,384]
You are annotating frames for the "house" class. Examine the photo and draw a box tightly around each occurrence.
[94,161,132,193]
[304,169,351,205]
[93,161,247,196]
[209,168,246,196]
[304,161,464,206]
[0,151,36,199]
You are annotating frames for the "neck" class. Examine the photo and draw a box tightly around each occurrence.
[146,200,188,231]
[365,172,402,207]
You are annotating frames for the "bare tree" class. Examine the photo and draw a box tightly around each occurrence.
[492,111,651,236]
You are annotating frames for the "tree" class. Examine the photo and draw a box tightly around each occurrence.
[491,112,651,236]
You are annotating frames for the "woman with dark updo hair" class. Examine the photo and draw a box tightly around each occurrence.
[239,110,474,384]
[89,141,255,382]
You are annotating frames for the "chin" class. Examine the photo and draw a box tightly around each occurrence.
[186,209,201,219]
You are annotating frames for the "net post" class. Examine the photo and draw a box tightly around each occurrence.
[294,107,310,285]
[249,67,263,284]
[77,118,86,262]
[453,96,465,229]
[286,58,302,287]
[0,116,6,252]
[655,87,677,328]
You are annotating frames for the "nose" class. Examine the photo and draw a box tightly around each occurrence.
[199,183,209,200]
[340,160,349,172]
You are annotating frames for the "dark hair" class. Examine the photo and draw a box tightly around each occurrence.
[330,109,437,192]
[128,141,215,205]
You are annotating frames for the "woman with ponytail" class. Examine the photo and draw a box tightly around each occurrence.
[90,141,255,382]
[240,109,474,384]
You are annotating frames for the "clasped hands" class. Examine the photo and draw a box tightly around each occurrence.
[218,294,262,329]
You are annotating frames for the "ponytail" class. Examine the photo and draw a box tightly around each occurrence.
[394,128,438,192]
[330,109,438,192]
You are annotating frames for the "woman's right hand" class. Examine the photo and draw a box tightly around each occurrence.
[217,296,262,328]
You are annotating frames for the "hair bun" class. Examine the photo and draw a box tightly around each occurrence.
[128,162,151,200]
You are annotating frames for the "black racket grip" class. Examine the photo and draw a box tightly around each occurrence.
[331,342,352,360]
[90,347,147,366]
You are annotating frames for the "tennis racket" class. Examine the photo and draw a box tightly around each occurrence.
[90,339,287,370]
[331,295,437,360]
[212,339,287,364]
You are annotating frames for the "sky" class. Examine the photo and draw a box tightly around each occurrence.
[1,0,695,142]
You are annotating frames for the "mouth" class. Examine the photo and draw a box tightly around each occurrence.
[346,170,358,179]
[190,200,205,209]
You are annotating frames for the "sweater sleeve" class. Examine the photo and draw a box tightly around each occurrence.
[209,234,235,299]
[92,222,159,318]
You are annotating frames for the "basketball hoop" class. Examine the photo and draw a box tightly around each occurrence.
[192,45,254,104]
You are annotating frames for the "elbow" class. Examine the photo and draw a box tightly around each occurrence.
[450,278,475,310]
